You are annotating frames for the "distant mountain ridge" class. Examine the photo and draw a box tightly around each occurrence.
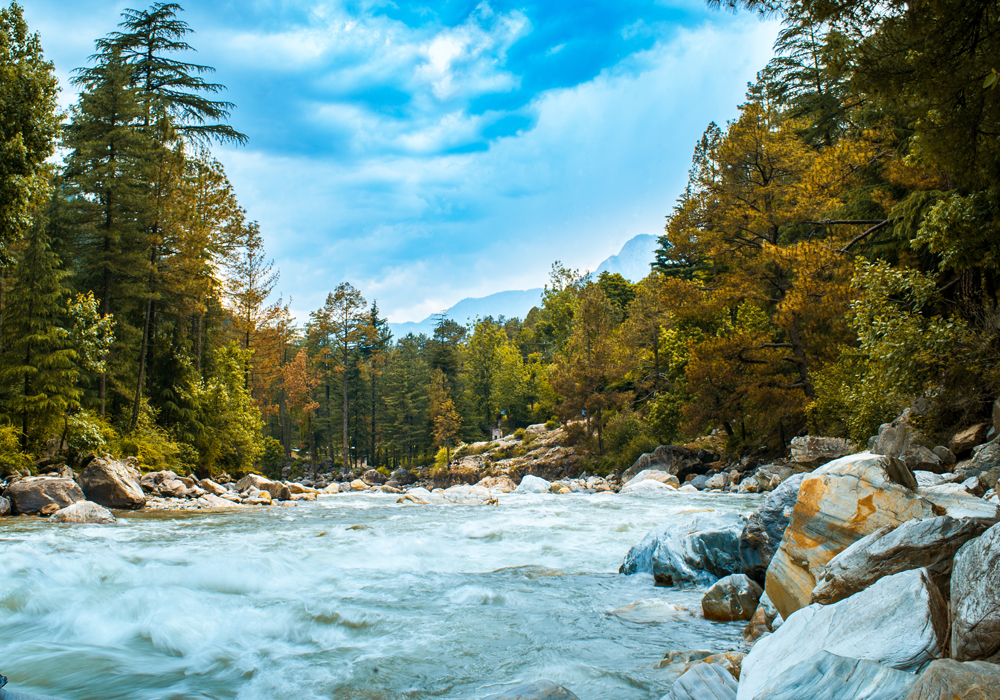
[387,233,658,338]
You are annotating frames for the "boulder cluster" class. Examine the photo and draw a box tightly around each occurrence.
[620,403,1000,700]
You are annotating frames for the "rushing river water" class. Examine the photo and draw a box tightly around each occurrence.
[1,490,762,700]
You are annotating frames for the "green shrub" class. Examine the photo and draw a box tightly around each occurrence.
[545,418,560,430]
[65,410,118,456]
[513,428,526,441]
[258,437,285,478]
[0,424,30,476]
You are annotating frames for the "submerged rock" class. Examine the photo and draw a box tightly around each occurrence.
[811,515,986,604]
[5,477,84,515]
[620,513,747,586]
[701,574,762,622]
[764,453,938,618]
[49,501,116,524]
[905,658,1000,700]
[481,680,580,699]
[666,662,737,700]
[749,651,917,700]
[950,522,1000,662]
[738,569,948,700]
[78,457,145,510]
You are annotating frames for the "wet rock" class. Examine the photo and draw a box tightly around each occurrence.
[50,501,116,524]
[738,569,948,700]
[738,474,805,584]
[623,445,710,483]
[78,457,146,509]
[610,599,690,623]
[621,479,676,494]
[917,483,1000,522]
[623,469,681,489]
[656,650,714,669]
[764,453,938,619]
[515,475,550,493]
[620,513,747,586]
[0,496,9,516]
[951,522,1000,662]
[235,474,291,500]
[701,574,762,621]
[905,658,1000,700]
[742,593,780,645]
[684,653,744,681]
[6,477,84,515]
[481,679,580,699]
[666,662,737,700]
[950,423,992,457]
[748,651,917,700]
[811,516,986,604]
[362,469,386,485]
[789,436,855,469]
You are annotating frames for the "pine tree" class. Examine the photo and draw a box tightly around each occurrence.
[0,219,78,450]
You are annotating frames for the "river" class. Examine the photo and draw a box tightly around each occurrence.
[1,490,761,700]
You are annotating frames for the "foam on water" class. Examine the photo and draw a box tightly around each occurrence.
[0,490,761,699]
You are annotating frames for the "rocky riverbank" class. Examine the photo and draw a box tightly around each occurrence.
[616,400,1000,700]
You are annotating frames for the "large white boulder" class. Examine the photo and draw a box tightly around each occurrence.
[621,478,676,494]
[515,475,550,493]
[738,569,948,700]
[950,522,1000,662]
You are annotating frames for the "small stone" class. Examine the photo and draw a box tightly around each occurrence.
[39,503,60,516]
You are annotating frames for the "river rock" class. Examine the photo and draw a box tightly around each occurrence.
[657,650,715,669]
[764,453,938,619]
[684,652,744,681]
[78,457,145,509]
[50,500,116,524]
[349,479,367,491]
[748,651,917,700]
[951,521,1000,662]
[704,473,728,490]
[623,469,681,489]
[950,423,992,457]
[195,494,243,509]
[482,680,579,699]
[199,478,228,496]
[5,477,84,515]
[620,513,747,586]
[0,496,9,516]
[917,483,1000,521]
[623,444,710,482]
[666,662,737,700]
[235,474,291,500]
[905,658,1000,700]
[701,574,762,621]
[811,515,987,604]
[738,569,948,700]
[159,478,188,498]
[362,469,386,485]
[515,475,550,493]
[621,478,676,494]
[738,474,805,584]
[742,594,780,644]
[789,436,855,469]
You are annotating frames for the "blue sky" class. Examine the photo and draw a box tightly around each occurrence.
[24,0,779,323]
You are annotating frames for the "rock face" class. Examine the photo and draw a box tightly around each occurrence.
[789,436,855,469]
[811,516,986,604]
[667,662,737,700]
[701,574,762,622]
[748,651,918,700]
[620,513,746,586]
[5,477,84,515]
[764,453,939,619]
[482,680,580,700]
[77,457,145,509]
[738,569,948,700]
[917,483,1000,522]
[50,501,117,524]
[738,474,805,584]
[623,445,713,483]
[235,474,291,500]
[950,522,1000,662]
[515,474,550,493]
[905,658,1000,700]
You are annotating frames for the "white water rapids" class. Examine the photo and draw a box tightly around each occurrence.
[1,490,762,699]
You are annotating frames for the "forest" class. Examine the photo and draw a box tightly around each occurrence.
[0,0,997,480]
